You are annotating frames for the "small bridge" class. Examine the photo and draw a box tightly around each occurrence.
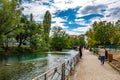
[32,50,120,80]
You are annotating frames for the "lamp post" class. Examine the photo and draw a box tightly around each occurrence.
[103,21,106,49]
[110,42,113,51]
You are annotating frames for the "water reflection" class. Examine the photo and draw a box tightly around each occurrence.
[0,53,48,64]
[0,50,77,80]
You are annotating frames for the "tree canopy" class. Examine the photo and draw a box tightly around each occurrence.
[86,20,120,47]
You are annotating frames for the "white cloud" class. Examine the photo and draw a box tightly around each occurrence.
[21,1,57,22]
[75,18,88,26]
[76,4,108,18]
[76,0,120,18]
[52,0,88,11]
[66,30,81,35]
[65,25,91,36]
[68,22,73,24]
[22,3,48,21]
[75,18,84,22]
[52,17,66,23]
[50,17,68,36]
[105,7,120,20]
[21,0,120,35]
[51,17,68,29]
[75,0,120,33]
[22,0,91,16]
[73,27,89,33]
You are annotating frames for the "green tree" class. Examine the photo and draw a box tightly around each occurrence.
[86,29,97,47]
[28,22,41,49]
[42,10,51,50]
[43,10,51,34]
[78,35,86,46]
[16,15,44,49]
[51,26,68,51]
[0,0,21,48]
[43,10,51,41]
[109,20,120,45]
[30,13,34,22]
[86,20,120,47]
[15,15,29,47]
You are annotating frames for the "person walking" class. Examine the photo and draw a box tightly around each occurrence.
[99,49,106,65]
[100,56,105,64]
[79,45,83,59]
[105,49,108,59]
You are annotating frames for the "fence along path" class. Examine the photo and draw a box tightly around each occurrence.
[32,53,80,80]
[69,50,120,80]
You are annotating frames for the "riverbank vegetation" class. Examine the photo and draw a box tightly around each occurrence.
[0,0,85,56]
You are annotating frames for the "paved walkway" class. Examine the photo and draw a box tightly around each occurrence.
[69,50,120,80]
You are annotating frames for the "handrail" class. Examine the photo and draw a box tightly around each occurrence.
[32,63,64,80]
[32,53,80,80]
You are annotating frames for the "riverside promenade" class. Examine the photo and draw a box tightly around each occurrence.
[69,49,120,80]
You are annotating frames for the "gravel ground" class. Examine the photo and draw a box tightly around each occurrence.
[69,50,120,80]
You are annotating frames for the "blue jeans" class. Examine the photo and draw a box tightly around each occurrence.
[100,56,105,64]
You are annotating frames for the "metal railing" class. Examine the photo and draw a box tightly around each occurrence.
[32,54,80,80]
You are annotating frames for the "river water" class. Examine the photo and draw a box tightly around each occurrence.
[0,50,78,80]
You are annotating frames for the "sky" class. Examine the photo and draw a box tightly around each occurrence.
[21,0,120,35]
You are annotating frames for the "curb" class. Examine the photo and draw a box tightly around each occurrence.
[107,61,120,74]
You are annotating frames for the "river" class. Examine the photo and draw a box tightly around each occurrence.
[0,50,78,80]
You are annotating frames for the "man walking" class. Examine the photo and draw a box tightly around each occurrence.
[79,45,83,59]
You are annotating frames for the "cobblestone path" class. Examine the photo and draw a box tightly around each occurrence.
[69,50,120,80]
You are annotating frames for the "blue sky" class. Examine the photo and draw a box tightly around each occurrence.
[21,0,120,35]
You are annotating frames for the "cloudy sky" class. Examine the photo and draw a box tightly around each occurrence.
[21,0,120,35]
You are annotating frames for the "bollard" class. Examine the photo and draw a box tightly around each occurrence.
[108,54,113,62]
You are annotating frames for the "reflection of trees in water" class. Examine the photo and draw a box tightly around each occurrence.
[0,53,48,65]
[17,55,21,61]
[16,59,48,80]
[0,54,8,65]
[0,59,48,80]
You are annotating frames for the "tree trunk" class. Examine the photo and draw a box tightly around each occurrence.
[18,33,22,47]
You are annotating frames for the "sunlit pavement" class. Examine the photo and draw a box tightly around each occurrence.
[69,50,120,80]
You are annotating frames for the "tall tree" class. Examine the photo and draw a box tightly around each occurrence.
[43,10,51,49]
[30,13,34,22]
[43,10,51,34]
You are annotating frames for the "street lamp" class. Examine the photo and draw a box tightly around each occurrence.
[103,21,106,49]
